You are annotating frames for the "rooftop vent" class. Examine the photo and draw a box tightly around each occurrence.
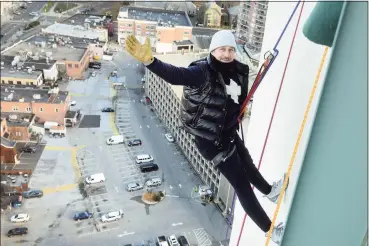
[9,114,18,120]
[33,94,41,100]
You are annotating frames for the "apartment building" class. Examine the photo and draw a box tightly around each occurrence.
[0,87,71,125]
[236,1,268,55]
[144,52,237,213]
[117,7,193,53]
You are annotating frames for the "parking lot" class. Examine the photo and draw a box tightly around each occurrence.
[75,148,121,237]
[112,88,162,189]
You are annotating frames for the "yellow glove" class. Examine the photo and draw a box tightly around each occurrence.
[125,35,154,65]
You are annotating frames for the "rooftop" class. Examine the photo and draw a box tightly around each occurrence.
[42,23,107,41]
[1,87,69,104]
[1,35,87,62]
[154,52,209,99]
[0,67,42,80]
[0,136,16,148]
[62,14,107,27]
[1,112,35,127]
[119,6,191,27]
[173,40,194,46]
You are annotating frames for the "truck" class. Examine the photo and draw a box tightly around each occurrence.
[44,121,59,130]
[49,125,66,138]
[157,236,169,246]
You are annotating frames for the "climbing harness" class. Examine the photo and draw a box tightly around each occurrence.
[222,1,304,245]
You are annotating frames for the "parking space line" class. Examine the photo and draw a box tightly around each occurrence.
[118,165,136,170]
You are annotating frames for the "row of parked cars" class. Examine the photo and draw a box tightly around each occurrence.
[6,189,43,237]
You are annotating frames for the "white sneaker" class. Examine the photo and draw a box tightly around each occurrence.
[265,173,289,204]
[265,222,284,245]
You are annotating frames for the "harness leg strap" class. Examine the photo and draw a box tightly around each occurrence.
[211,145,236,167]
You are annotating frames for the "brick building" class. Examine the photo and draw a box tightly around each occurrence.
[0,87,70,125]
[118,6,193,53]
[0,113,36,142]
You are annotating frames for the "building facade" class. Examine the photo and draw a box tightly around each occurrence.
[236,1,268,54]
[117,7,193,53]
[0,87,71,125]
[0,71,43,86]
[204,2,222,27]
[0,113,35,142]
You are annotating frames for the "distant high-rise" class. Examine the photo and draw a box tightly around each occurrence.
[236,1,268,55]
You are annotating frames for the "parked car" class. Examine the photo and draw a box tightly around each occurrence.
[23,190,43,198]
[126,182,144,192]
[165,133,174,142]
[21,146,36,153]
[91,71,96,77]
[10,213,30,223]
[168,235,180,246]
[178,236,190,246]
[89,62,101,69]
[73,211,93,221]
[127,139,142,146]
[70,101,77,106]
[29,12,39,16]
[7,227,28,237]
[101,210,123,223]
[101,107,114,112]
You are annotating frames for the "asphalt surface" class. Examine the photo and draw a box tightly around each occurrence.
[2,50,228,246]
[1,2,45,42]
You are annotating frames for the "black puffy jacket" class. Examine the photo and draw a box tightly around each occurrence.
[180,55,249,147]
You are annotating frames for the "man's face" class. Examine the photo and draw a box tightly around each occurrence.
[211,46,236,63]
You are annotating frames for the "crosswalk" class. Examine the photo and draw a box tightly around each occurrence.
[193,228,213,246]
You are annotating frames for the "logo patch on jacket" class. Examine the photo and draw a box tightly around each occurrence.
[226,79,241,104]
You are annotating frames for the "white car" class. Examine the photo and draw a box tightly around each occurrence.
[29,12,39,16]
[10,213,30,223]
[101,210,123,223]
[126,182,144,192]
[70,101,76,106]
[168,235,180,246]
[91,71,96,77]
[165,133,174,142]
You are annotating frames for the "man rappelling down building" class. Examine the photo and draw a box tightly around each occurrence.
[125,30,288,245]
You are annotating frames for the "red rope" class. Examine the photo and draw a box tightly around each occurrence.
[235,2,305,245]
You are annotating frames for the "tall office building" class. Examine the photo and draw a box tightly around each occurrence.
[236,1,268,55]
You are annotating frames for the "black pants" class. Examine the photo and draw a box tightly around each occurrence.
[195,135,273,233]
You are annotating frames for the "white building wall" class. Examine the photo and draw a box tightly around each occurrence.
[230,2,334,245]
[43,63,58,81]
[155,42,173,53]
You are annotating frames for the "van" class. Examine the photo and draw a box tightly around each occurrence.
[85,173,105,184]
[44,121,59,130]
[106,135,124,145]
[139,163,159,173]
[135,154,154,164]
[146,178,162,187]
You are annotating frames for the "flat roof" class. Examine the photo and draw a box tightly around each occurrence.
[119,6,191,27]
[42,23,107,41]
[1,55,55,71]
[1,35,87,62]
[0,67,42,80]
[63,14,106,26]
[1,112,35,127]
[174,40,193,46]
[153,52,208,99]
[0,136,16,148]
[1,87,69,104]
